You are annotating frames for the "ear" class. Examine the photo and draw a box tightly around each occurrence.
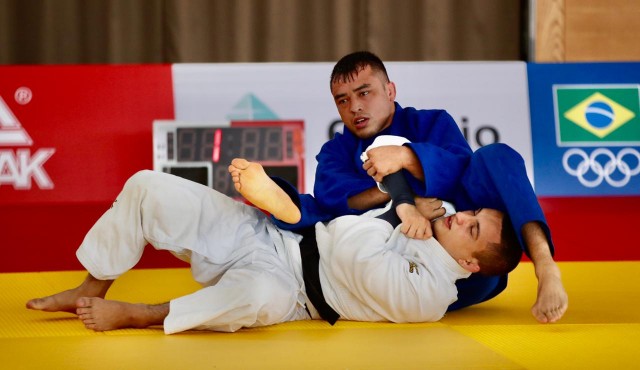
[458,258,481,273]
[386,81,396,101]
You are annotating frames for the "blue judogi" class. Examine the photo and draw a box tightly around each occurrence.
[447,143,554,310]
[274,103,472,228]
[273,103,553,310]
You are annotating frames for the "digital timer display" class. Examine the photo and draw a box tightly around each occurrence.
[175,127,289,163]
[153,121,304,198]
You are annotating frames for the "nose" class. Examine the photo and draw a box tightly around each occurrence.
[454,211,474,225]
[350,99,363,113]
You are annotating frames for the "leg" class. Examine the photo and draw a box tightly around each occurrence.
[27,170,168,312]
[27,170,268,314]
[229,158,301,224]
[75,243,308,333]
[26,274,113,313]
[27,169,299,332]
[77,169,264,282]
[165,267,308,334]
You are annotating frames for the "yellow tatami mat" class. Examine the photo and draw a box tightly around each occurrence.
[2,262,639,369]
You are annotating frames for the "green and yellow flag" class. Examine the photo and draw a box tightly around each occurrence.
[555,86,640,145]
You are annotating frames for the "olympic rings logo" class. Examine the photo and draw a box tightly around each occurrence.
[562,148,640,188]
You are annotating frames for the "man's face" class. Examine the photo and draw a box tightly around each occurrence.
[330,65,396,139]
[432,209,503,262]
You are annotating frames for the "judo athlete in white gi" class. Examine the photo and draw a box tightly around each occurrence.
[26,160,519,334]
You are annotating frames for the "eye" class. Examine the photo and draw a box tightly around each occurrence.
[360,91,369,97]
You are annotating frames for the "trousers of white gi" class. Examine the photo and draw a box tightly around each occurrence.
[75,170,312,334]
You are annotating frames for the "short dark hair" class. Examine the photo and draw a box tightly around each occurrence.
[330,51,390,88]
[473,213,522,277]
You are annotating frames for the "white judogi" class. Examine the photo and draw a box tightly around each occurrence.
[76,170,311,334]
[317,216,470,323]
[76,170,469,334]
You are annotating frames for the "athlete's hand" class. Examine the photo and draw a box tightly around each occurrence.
[362,146,407,182]
[414,197,446,221]
[396,203,432,240]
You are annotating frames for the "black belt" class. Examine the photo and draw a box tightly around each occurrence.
[297,226,340,325]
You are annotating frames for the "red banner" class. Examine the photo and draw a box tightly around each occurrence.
[0,65,175,271]
[0,65,174,203]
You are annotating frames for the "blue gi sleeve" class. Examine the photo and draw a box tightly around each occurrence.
[401,109,472,201]
[269,177,335,230]
[313,134,380,216]
[454,143,554,257]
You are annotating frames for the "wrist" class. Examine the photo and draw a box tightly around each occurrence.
[400,146,412,168]
[534,260,561,280]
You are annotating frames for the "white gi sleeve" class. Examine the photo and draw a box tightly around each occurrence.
[317,215,471,323]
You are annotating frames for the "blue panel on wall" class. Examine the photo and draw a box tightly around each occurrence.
[527,62,640,196]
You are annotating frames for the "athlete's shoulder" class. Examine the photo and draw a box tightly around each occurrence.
[317,130,357,161]
[393,102,449,121]
[402,106,450,119]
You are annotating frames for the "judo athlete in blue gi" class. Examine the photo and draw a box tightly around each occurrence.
[272,51,568,323]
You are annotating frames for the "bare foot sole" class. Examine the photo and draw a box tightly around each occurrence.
[76,297,168,331]
[228,158,301,224]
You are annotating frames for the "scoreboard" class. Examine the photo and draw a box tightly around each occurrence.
[153,120,305,197]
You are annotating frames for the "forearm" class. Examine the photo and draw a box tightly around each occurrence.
[523,221,568,323]
[382,171,415,206]
[347,187,390,211]
[522,222,559,277]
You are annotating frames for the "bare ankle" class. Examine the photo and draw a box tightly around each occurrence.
[138,303,170,327]
[81,274,114,298]
[26,274,114,313]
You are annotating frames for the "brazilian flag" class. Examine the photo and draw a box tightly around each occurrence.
[554,86,640,145]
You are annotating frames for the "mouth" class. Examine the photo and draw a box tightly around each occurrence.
[432,215,452,230]
[353,117,368,129]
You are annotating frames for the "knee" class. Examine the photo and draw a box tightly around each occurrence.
[473,143,523,165]
[475,143,516,157]
[123,170,157,191]
[119,170,171,202]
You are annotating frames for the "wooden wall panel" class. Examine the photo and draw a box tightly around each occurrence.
[535,0,565,62]
[536,0,640,62]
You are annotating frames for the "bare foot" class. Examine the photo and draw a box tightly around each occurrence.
[26,274,113,314]
[76,297,168,331]
[228,158,301,224]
